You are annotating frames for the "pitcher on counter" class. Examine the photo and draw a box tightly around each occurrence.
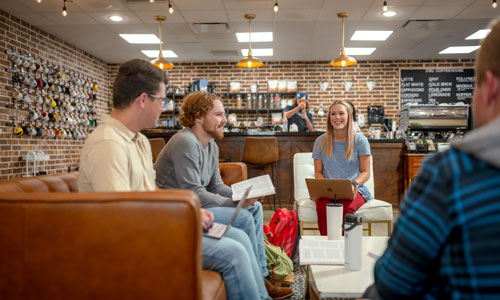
[312,99,373,235]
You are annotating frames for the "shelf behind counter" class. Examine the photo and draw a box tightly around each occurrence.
[143,130,406,209]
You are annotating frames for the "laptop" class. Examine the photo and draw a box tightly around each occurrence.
[305,178,354,201]
[204,186,252,239]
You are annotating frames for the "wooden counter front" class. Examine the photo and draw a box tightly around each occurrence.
[144,131,405,209]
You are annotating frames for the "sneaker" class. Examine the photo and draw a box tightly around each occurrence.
[264,278,294,300]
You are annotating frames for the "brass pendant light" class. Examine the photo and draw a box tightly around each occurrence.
[151,15,174,70]
[237,14,263,68]
[330,12,357,67]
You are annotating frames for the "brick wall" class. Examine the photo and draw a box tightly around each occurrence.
[0,8,475,180]
[163,59,474,131]
[0,10,112,180]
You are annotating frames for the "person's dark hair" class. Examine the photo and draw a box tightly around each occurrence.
[112,59,167,109]
[179,91,220,127]
[347,101,357,122]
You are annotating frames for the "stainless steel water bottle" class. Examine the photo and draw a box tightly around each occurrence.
[344,213,363,271]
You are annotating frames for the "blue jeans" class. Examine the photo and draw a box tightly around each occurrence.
[202,227,271,300]
[207,201,268,277]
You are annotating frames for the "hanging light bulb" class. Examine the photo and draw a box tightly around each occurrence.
[168,0,174,14]
[237,14,263,68]
[330,12,357,67]
[383,0,388,12]
[149,0,154,3]
[493,0,498,8]
[274,1,279,13]
[62,0,67,17]
[150,15,174,70]
[37,0,42,3]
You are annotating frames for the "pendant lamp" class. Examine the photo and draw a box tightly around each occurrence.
[237,14,263,68]
[151,15,174,70]
[330,12,357,67]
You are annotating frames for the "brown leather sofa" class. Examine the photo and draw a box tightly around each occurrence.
[0,162,247,300]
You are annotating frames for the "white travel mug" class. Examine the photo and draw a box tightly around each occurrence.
[344,213,363,271]
[326,203,343,240]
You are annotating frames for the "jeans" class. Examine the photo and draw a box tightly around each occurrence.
[202,227,271,300]
[207,201,268,277]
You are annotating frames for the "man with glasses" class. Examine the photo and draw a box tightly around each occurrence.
[79,59,166,192]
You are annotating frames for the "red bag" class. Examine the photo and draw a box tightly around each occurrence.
[264,208,300,258]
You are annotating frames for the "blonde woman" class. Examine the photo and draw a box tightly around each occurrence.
[312,100,373,235]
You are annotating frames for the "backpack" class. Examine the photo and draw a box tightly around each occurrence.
[263,234,293,282]
[264,208,300,259]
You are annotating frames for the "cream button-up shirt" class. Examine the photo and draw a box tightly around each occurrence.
[78,116,156,192]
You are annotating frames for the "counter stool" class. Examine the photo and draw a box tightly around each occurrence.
[242,137,280,210]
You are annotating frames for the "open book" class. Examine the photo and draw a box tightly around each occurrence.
[231,174,275,201]
[299,239,345,265]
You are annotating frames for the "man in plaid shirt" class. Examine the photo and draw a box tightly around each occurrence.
[370,17,500,299]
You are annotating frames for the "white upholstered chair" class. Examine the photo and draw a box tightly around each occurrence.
[293,152,393,236]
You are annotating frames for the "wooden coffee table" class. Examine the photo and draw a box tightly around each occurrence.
[304,236,389,299]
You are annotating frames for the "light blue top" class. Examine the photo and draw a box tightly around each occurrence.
[312,132,373,200]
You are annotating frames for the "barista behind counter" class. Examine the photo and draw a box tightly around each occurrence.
[283,93,314,132]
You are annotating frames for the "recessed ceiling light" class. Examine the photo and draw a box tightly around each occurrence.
[351,31,393,41]
[141,50,178,58]
[382,11,398,17]
[241,48,273,56]
[236,32,273,42]
[345,48,376,55]
[465,29,491,40]
[108,15,123,22]
[439,46,480,54]
[119,34,160,44]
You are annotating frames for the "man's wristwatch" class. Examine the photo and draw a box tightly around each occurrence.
[351,180,359,189]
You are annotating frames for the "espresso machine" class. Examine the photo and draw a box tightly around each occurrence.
[399,104,470,151]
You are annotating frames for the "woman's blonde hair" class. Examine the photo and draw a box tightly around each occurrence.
[318,100,355,160]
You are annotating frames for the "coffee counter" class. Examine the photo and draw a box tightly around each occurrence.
[144,130,406,209]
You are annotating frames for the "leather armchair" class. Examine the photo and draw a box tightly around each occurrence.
[0,163,247,300]
[0,172,230,300]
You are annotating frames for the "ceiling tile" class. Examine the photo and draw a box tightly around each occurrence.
[42,11,99,25]
[182,10,229,23]
[172,0,225,10]
[410,5,467,20]
[12,13,58,26]
[87,11,142,25]
[455,4,500,19]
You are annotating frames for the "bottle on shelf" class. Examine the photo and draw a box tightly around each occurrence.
[273,94,280,109]
[246,93,252,109]
[236,94,242,109]
[258,94,263,109]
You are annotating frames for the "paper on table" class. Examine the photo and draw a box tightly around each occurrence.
[299,239,345,265]
[231,174,275,201]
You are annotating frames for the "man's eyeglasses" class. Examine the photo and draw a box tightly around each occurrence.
[147,94,168,107]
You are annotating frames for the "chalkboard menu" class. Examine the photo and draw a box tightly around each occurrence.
[400,68,474,106]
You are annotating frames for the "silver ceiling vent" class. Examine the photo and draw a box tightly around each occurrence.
[402,19,443,31]
[192,23,231,34]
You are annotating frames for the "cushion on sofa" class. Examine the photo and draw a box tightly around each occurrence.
[356,199,393,221]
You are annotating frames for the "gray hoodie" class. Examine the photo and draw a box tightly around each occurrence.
[451,115,500,169]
